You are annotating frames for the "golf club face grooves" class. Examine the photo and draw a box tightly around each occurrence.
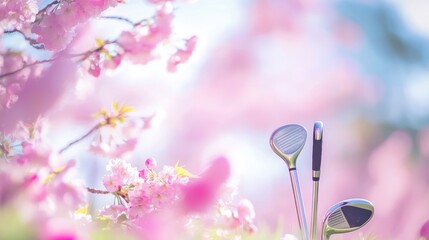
[328,208,348,228]
[270,124,307,169]
[322,199,374,239]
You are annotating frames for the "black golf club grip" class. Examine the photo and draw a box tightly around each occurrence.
[312,121,323,172]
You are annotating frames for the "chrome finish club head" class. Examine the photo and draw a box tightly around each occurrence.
[270,124,307,170]
[322,198,374,240]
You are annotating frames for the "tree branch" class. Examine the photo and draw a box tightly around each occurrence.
[99,16,135,26]
[0,41,116,80]
[0,58,57,79]
[86,187,110,194]
[34,0,62,24]
[59,123,101,154]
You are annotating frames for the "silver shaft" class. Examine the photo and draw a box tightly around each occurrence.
[289,169,309,240]
[310,177,320,240]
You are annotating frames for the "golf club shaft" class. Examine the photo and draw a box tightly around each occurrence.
[311,178,319,240]
[289,169,309,240]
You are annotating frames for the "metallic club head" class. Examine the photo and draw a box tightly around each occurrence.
[270,124,307,169]
[322,198,374,240]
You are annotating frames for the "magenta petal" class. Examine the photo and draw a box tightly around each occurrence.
[180,156,230,213]
[420,219,429,239]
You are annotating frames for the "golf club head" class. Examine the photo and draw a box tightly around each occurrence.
[322,198,374,240]
[270,124,307,169]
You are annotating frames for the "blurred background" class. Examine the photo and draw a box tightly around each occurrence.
[6,0,429,239]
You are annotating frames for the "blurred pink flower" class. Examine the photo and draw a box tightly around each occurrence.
[39,217,84,240]
[103,54,122,70]
[117,3,173,64]
[421,219,429,239]
[145,157,157,170]
[167,36,197,72]
[88,52,101,77]
[15,141,50,166]
[102,159,139,192]
[32,0,124,51]
[89,138,138,159]
[0,52,41,111]
[100,204,127,222]
[0,0,37,32]
[180,156,230,213]
[0,59,78,133]
[32,15,73,51]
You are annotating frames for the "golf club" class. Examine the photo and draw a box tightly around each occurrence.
[270,124,309,240]
[322,198,374,240]
[311,121,323,240]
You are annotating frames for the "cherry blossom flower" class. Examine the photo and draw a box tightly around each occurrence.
[31,0,125,51]
[0,0,38,33]
[88,102,144,158]
[0,52,40,111]
[103,54,122,70]
[180,156,230,214]
[117,2,174,64]
[88,52,101,77]
[167,36,197,72]
[145,157,157,170]
[99,204,128,223]
[421,219,429,240]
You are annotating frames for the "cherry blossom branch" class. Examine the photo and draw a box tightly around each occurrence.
[59,123,101,154]
[99,15,150,27]
[0,41,117,80]
[34,0,62,24]
[0,58,58,79]
[99,16,135,26]
[86,187,110,194]
[3,30,45,49]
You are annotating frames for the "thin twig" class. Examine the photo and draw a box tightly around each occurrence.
[99,16,135,26]
[100,15,150,27]
[34,0,62,24]
[59,123,101,154]
[4,29,45,50]
[0,41,116,79]
[0,58,57,79]
[86,187,110,194]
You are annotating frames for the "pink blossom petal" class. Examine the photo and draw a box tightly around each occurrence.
[88,52,101,77]
[421,219,429,239]
[180,156,230,213]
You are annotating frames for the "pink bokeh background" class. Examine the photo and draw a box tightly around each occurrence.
[2,0,429,239]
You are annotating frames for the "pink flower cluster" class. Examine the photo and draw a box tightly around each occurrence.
[0,52,41,110]
[0,110,257,239]
[84,2,198,77]
[101,157,189,222]
[32,0,124,51]
[88,103,149,158]
[0,0,38,34]
[97,156,257,238]
[167,36,198,72]
[87,49,122,77]
[217,199,258,234]
[117,3,174,65]
[0,120,86,239]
